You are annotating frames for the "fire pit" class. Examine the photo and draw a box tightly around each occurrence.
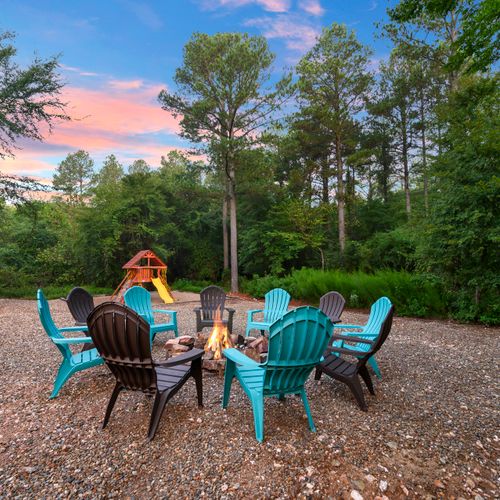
[165,308,268,373]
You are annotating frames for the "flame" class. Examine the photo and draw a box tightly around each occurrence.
[205,306,234,360]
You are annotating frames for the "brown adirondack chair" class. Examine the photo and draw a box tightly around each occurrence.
[315,305,394,411]
[87,302,203,441]
[61,287,95,351]
[194,285,235,334]
[319,291,346,324]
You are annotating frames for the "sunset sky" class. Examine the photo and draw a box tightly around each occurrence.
[1,0,393,181]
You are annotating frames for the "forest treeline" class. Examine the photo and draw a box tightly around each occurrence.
[0,1,499,324]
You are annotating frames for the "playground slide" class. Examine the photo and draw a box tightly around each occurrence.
[152,277,174,304]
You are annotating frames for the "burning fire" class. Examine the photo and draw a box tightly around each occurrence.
[205,307,234,360]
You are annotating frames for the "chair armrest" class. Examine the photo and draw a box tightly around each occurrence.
[53,336,94,345]
[332,334,374,344]
[225,307,235,313]
[59,326,88,333]
[157,348,204,367]
[153,309,176,315]
[247,309,263,320]
[223,348,260,367]
[329,346,371,357]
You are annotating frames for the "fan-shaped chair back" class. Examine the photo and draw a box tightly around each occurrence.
[364,297,392,335]
[87,302,156,393]
[264,306,333,393]
[124,286,155,324]
[319,291,345,323]
[65,287,95,324]
[360,305,394,364]
[199,286,226,321]
[37,289,71,360]
[263,288,291,324]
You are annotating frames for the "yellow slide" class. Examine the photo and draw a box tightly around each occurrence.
[152,277,174,304]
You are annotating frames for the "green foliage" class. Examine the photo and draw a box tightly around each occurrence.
[172,278,214,293]
[419,75,500,324]
[241,268,447,318]
[0,284,112,300]
[53,150,95,203]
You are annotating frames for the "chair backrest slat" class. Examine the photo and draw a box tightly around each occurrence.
[124,286,155,325]
[88,302,156,392]
[200,286,226,321]
[263,306,333,393]
[263,288,291,324]
[37,289,72,360]
[319,291,346,323]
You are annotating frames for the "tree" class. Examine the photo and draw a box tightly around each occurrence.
[389,0,499,73]
[94,154,124,186]
[419,75,500,323]
[296,23,373,253]
[159,32,290,292]
[128,159,151,174]
[53,150,94,203]
[0,31,68,158]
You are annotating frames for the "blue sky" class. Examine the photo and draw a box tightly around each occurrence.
[1,0,394,180]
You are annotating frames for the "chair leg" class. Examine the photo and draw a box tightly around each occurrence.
[191,358,203,407]
[222,360,235,409]
[50,361,73,399]
[300,388,316,432]
[250,394,265,443]
[359,365,375,395]
[102,383,123,429]
[245,325,251,337]
[278,393,285,401]
[260,330,265,336]
[147,390,170,441]
[314,367,323,381]
[368,356,382,379]
[347,376,368,411]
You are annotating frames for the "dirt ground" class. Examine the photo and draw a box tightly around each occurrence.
[0,292,498,499]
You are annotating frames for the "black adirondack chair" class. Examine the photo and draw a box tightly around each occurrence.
[194,285,235,334]
[319,291,346,324]
[63,287,95,325]
[61,287,95,351]
[87,302,204,441]
[315,305,394,411]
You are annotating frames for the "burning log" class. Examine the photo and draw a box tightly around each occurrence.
[204,306,234,361]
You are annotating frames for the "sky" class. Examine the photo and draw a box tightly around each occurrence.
[1,0,394,181]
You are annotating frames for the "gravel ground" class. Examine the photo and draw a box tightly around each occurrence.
[0,291,498,499]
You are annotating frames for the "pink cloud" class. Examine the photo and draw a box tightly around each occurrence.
[2,80,191,179]
[108,79,144,90]
[298,0,324,16]
[245,14,319,52]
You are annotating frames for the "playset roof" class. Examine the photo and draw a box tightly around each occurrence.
[122,250,167,269]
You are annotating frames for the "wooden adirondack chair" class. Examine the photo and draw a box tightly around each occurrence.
[223,306,333,442]
[62,287,95,352]
[87,302,203,441]
[245,288,291,336]
[319,291,346,324]
[37,289,103,399]
[194,285,235,334]
[332,296,393,379]
[124,286,178,344]
[316,306,395,411]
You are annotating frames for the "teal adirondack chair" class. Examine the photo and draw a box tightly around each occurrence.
[223,306,333,442]
[245,288,291,336]
[124,286,178,343]
[333,296,393,379]
[37,289,103,398]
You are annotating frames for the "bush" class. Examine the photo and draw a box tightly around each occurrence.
[172,278,216,293]
[241,268,447,318]
[0,284,113,300]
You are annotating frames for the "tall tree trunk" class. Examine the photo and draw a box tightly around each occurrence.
[401,107,411,215]
[321,156,329,204]
[419,91,429,216]
[335,134,345,253]
[222,194,229,270]
[228,170,238,292]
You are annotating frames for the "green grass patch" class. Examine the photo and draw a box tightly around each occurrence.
[172,278,215,293]
[241,268,447,318]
